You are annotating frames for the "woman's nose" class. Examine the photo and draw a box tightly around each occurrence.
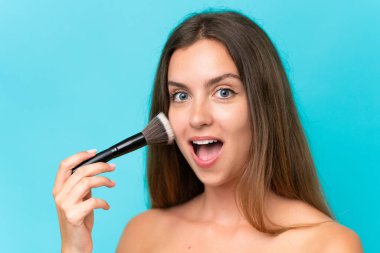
[189,100,213,129]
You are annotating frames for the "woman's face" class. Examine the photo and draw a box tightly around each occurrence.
[168,39,252,187]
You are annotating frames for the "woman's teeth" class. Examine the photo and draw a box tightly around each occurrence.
[192,140,218,145]
[190,139,223,163]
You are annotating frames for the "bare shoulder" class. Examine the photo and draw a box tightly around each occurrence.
[269,194,363,252]
[307,222,363,253]
[267,193,333,226]
[290,200,363,252]
[116,209,172,253]
[116,196,200,252]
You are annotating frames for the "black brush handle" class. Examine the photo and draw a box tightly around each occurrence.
[71,132,146,174]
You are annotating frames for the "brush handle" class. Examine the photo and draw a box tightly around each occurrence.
[71,132,146,174]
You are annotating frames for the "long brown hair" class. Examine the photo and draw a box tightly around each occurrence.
[147,10,333,234]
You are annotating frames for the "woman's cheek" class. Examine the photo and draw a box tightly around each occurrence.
[169,107,186,139]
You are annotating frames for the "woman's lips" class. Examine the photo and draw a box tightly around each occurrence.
[189,140,224,168]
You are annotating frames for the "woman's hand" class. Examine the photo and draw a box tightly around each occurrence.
[52,150,116,253]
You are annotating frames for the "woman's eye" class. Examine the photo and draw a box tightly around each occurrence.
[215,88,235,98]
[171,91,189,102]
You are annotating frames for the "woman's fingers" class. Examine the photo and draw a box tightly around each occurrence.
[53,150,116,252]
[53,150,97,196]
[57,162,115,200]
[73,162,115,180]
[64,197,110,227]
[68,176,116,204]
[54,164,116,227]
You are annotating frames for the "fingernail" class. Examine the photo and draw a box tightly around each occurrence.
[109,164,116,169]
[111,180,116,185]
[87,149,97,154]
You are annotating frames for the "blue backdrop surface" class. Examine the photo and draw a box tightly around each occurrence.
[0,0,378,252]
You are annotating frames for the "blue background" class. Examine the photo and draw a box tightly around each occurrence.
[0,0,379,252]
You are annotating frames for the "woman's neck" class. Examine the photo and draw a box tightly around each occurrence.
[195,183,244,227]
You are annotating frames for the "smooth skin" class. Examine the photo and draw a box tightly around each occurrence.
[53,39,363,252]
[116,40,363,252]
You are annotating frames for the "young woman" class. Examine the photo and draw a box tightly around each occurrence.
[53,11,363,252]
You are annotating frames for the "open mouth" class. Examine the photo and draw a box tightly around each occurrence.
[191,139,224,162]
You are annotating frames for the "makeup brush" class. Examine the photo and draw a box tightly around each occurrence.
[71,112,174,174]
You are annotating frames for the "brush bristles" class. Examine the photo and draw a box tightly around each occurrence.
[142,112,175,145]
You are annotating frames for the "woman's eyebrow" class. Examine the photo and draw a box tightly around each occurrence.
[206,73,240,87]
[167,80,187,88]
[168,73,240,88]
